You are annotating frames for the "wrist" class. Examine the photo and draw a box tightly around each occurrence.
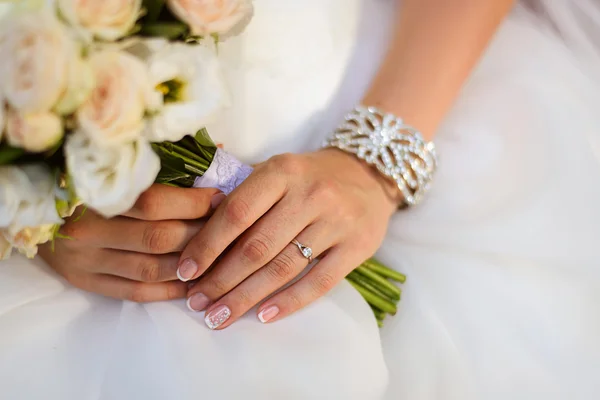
[319,148,401,214]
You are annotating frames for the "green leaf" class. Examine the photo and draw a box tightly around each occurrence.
[155,167,189,183]
[0,145,25,165]
[142,0,165,23]
[140,22,188,39]
[194,128,217,149]
[152,143,196,187]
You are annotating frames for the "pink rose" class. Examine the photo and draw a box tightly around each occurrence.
[167,0,253,38]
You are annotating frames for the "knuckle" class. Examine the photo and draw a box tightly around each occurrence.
[286,289,304,309]
[266,252,296,282]
[311,272,336,296]
[240,234,272,265]
[309,179,342,202]
[127,284,149,303]
[59,221,87,244]
[223,198,252,228]
[142,223,173,253]
[166,283,184,300]
[206,275,228,295]
[270,153,306,175]
[134,190,162,219]
[137,258,161,282]
[233,288,253,308]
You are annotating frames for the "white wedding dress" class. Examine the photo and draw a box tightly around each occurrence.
[1,1,600,399]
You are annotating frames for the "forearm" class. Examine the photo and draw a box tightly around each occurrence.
[363,0,515,139]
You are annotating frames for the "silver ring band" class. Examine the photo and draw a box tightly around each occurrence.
[291,239,313,263]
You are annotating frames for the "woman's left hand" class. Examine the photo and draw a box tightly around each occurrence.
[178,149,400,329]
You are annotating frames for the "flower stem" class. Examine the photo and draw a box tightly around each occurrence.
[363,258,407,283]
[354,266,401,300]
[346,278,397,315]
[370,306,386,321]
[169,144,211,171]
[347,271,398,303]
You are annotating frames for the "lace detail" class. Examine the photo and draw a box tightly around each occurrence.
[192,149,253,194]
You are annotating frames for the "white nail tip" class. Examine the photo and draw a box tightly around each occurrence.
[186,297,195,312]
[177,269,190,282]
[258,310,268,323]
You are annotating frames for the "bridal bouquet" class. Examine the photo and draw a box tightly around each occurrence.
[0,0,403,326]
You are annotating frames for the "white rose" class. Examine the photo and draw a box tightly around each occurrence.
[77,50,161,147]
[57,0,142,42]
[141,40,229,142]
[5,109,63,152]
[0,164,63,231]
[65,132,160,218]
[167,0,253,38]
[0,11,93,114]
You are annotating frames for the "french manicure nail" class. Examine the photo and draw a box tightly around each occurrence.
[177,258,198,282]
[211,193,226,209]
[204,305,231,329]
[186,293,210,312]
[258,305,280,323]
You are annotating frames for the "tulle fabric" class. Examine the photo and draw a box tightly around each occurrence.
[1,1,599,399]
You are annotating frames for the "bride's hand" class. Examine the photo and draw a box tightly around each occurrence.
[180,149,399,329]
[39,184,220,302]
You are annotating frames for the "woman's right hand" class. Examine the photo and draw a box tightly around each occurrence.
[39,184,223,303]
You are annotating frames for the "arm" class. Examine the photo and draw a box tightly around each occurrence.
[180,0,516,329]
[365,0,515,139]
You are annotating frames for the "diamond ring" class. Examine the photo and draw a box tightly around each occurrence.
[291,239,313,263]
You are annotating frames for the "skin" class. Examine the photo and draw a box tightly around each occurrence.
[41,0,516,328]
[181,0,516,328]
[39,184,220,302]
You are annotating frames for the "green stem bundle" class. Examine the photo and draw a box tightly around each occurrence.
[345,258,405,328]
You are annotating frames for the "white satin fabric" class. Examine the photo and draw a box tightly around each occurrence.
[1,1,600,399]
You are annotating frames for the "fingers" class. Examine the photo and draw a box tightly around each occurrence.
[123,184,222,221]
[90,250,181,282]
[61,213,204,254]
[190,225,329,330]
[183,195,314,297]
[255,246,353,324]
[177,167,287,281]
[66,271,188,303]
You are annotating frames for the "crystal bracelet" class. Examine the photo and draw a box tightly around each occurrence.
[324,106,438,207]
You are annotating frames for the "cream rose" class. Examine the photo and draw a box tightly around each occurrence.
[57,0,142,42]
[0,11,93,114]
[139,40,229,142]
[5,109,63,152]
[65,132,160,218]
[0,233,11,260]
[167,0,253,38]
[3,224,57,258]
[77,50,161,147]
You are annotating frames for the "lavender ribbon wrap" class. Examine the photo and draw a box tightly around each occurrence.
[192,149,254,194]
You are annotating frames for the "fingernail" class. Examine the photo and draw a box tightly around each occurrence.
[186,293,210,312]
[204,305,231,329]
[211,193,226,209]
[177,258,198,282]
[258,305,280,323]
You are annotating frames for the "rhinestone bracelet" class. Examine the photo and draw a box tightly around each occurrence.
[324,106,438,207]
